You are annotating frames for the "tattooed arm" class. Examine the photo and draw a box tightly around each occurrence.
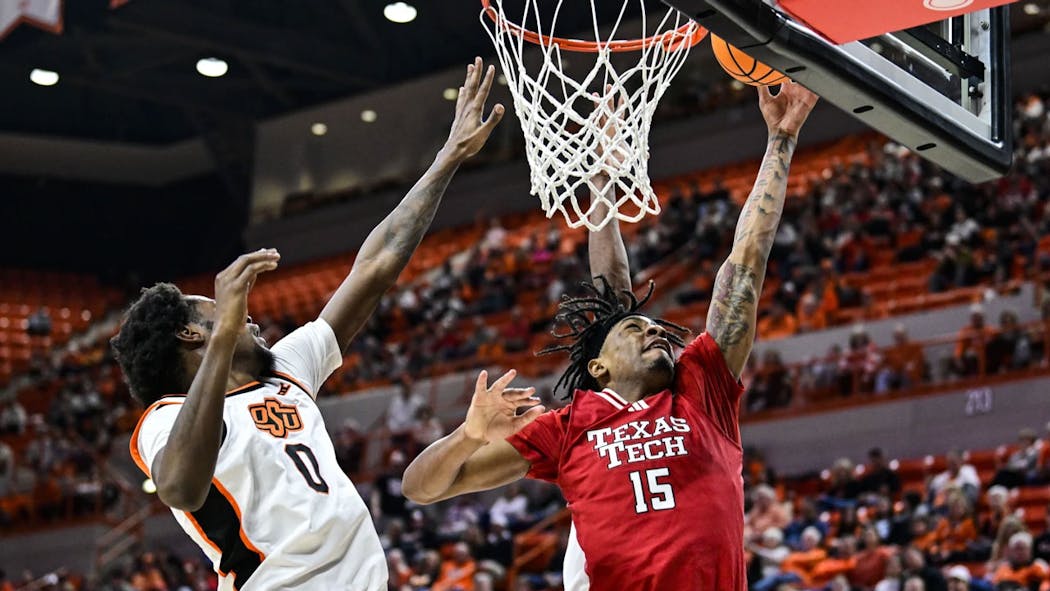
[320,58,505,351]
[706,84,818,377]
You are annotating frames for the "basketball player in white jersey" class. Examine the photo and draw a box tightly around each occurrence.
[112,58,505,590]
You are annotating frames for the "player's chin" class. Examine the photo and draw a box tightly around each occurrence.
[646,351,675,374]
[645,347,674,364]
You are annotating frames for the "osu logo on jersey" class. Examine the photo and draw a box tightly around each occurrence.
[249,396,303,438]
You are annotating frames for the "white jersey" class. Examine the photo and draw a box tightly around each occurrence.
[564,522,590,591]
[130,320,386,591]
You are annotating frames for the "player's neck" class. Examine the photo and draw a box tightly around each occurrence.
[185,356,262,393]
[227,355,268,390]
[225,368,258,391]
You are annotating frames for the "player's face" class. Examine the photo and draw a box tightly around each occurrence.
[184,296,274,374]
[596,315,675,392]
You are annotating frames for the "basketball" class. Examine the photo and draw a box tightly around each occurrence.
[710,34,787,87]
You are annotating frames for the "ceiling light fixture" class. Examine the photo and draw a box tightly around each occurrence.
[443,87,459,101]
[196,57,228,78]
[29,68,59,86]
[311,122,328,136]
[1023,3,1040,15]
[384,2,417,23]
[360,110,378,123]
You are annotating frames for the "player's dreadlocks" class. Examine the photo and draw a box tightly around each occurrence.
[111,283,199,406]
[539,276,688,399]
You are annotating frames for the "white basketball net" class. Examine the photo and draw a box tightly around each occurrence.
[481,1,701,231]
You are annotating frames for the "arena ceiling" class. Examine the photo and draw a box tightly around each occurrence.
[0,0,650,145]
[0,1,1047,146]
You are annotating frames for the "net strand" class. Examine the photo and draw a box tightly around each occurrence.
[481,0,700,231]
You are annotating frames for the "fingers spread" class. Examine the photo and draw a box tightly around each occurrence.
[455,81,468,114]
[229,248,280,276]
[482,104,505,130]
[513,404,547,428]
[466,57,483,98]
[490,368,517,391]
[474,65,496,110]
[501,387,536,402]
[237,260,279,286]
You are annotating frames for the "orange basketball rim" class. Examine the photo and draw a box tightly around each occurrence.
[479,0,708,53]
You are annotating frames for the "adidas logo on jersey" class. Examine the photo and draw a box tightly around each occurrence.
[248,396,304,438]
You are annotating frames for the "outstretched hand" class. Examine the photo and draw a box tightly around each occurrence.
[463,369,545,444]
[758,81,819,139]
[444,57,506,161]
[213,249,280,337]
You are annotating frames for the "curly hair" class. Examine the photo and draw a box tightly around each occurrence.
[539,277,688,399]
[111,283,197,405]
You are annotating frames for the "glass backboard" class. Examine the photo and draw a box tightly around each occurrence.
[661,0,1013,182]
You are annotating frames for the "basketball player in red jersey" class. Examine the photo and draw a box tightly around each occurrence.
[403,83,818,590]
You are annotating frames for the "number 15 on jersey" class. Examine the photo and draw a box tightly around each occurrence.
[629,468,676,513]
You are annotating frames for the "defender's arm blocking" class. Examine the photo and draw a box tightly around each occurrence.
[320,58,505,352]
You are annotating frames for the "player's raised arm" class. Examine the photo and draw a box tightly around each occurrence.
[706,83,818,378]
[152,250,280,511]
[586,89,632,300]
[402,370,543,504]
[319,58,505,352]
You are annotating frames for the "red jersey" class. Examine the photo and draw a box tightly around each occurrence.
[507,332,745,591]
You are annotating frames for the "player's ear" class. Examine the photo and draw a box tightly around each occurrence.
[176,324,206,349]
[587,358,607,382]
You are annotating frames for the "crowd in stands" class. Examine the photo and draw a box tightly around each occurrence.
[319,91,1050,405]
[13,419,1050,591]
[0,83,1049,589]
[740,426,1050,591]
[742,299,1050,413]
[0,344,128,531]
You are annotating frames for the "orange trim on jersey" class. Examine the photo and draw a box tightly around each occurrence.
[128,398,186,477]
[212,478,267,562]
[183,512,224,557]
[226,380,262,396]
[128,381,263,475]
[271,371,311,395]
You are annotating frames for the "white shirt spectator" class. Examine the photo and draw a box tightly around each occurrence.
[751,528,790,578]
[0,400,27,434]
[929,463,981,498]
[484,221,507,249]
[397,289,419,311]
[0,441,13,495]
[547,277,566,304]
[413,417,445,447]
[386,390,424,433]
[489,489,529,527]
[948,217,980,244]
